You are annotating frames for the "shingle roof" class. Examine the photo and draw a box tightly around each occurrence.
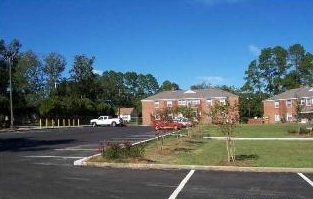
[142,88,238,101]
[264,87,313,101]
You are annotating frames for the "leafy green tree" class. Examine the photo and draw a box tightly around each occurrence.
[243,44,313,96]
[0,39,21,122]
[70,55,96,99]
[190,81,212,90]
[159,80,179,91]
[43,52,66,96]
[99,70,124,104]
[15,50,44,107]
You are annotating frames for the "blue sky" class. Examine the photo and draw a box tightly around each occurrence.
[1,0,313,90]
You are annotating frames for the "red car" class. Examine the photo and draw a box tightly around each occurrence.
[151,120,183,130]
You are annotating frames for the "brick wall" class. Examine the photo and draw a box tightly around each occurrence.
[142,96,239,125]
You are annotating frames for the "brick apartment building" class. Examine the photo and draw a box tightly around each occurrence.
[263,86,313,124]
[141,88,239,125]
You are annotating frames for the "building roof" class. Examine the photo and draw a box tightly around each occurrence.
[264,87,313,101]
[141,88,238,101]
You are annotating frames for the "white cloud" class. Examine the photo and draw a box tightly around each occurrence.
[248,44,261,56]
[93,69,103,75]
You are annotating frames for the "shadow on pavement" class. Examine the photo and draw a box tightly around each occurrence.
[0,137,76,152]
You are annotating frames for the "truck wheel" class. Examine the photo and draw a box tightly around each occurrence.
[111,122,116,127]
[92,122,97,127]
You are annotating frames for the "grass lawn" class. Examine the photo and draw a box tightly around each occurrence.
[203,123,312,138]
[90,124,313,168]
[142,133,313,168]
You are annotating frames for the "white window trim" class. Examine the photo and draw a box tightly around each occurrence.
[306,98,312,106]
[206,98,212,106]
[154,101,159,108]
[220,98,226,105]
[286,100,292,108]
[274,101,279,108]
[274,114,280,122]
[167,100,173,107]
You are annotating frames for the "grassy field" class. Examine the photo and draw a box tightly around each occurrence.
[144,139,313,168]
[203,123,312,138]
[90,124,313,168]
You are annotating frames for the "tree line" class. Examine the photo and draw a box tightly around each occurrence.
[0,39,179,124]
[1,38,312,124]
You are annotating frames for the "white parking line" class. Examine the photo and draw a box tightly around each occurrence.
[25,155,85,159]
[55,148,97,151]
[168,170,195,199]
[298,173,313,187]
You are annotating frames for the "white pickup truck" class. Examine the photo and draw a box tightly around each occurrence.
[90,116,123,127]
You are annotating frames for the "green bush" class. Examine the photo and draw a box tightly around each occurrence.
[287,126,310,135]
[101,141,146,160]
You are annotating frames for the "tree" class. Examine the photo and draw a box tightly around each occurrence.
[70,55,96,99]
[209,99,239,162]
[243,44,313,96]
[159,80,179,91]
[0,39,21,125]
[190,81,212,90]
[99,70,124,104]
[15,50,44,107]
[43,52,66,96]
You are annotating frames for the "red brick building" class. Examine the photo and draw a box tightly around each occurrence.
[141,88,239,125]
[263,87,313,124]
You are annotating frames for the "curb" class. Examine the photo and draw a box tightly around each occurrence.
[77,157,313,173]
[204,137,313,141]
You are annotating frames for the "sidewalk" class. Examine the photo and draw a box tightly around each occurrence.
[203,137,313,141]
[0,125,84,133]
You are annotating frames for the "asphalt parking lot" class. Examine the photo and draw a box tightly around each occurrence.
[1,126,312,199]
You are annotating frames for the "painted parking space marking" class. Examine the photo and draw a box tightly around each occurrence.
[168,169,195,199]
[55,148,97,151]
[298,173,313,187]
[24,155,85,159]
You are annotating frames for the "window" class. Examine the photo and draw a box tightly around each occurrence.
[154,101,159,108]
[274,101,279,108]
[178,100,186,106]
[286,100,292,108]
[306,98,312,106]
[300,98,306,105]
[275,114,280,122]
[286,113,293,122]
[167,100,173,107]
[206,98,212,106]
[192,99,200,105]
[220,98,226,105]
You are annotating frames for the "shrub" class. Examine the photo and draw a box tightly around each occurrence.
[100,141,146,160]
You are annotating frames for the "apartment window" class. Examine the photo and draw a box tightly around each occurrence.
[167,100,173,107]
[154,101,159,108]
[206,98,212,106]
[274,114,280,122]
[220,98,226,105]
[178,100,186,106]
[274,101,279,108]
[192,99,200,105]
[306,98,312,106]
[286,100,292,108]
[286,113,293,122]
[300,98,306,105]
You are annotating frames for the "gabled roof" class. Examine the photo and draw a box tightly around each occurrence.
[141,88,238,101]
[264,87,313,101]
